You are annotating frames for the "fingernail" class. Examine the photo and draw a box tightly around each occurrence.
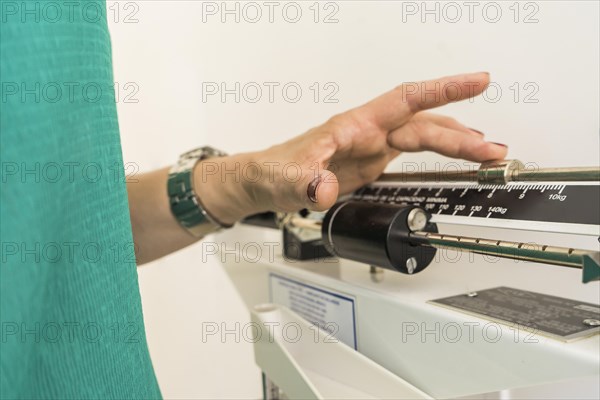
[307,176,321,203]
[469,128,485,136]
[491,142,507,148]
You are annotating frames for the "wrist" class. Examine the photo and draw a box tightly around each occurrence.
[192,151,266,225]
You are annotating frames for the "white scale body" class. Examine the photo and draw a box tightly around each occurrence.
[218,178,600,399]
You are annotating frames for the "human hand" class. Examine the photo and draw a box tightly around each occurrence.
[132,72,508,262]
[248,72,506,212]
[198,72,508,224]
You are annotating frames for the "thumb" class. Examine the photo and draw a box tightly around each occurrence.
[304,170,339,212]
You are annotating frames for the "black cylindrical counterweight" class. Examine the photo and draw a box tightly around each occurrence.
[321,201,438,274]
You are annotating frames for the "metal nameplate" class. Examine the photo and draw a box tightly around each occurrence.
[430,287,600,342]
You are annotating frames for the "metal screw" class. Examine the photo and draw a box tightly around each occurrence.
[583,319,600,327]
[369,266,384,282]
[407,208,428,232]
[370,265,383,274]
[467,292,478,297]
[406,257,418,274]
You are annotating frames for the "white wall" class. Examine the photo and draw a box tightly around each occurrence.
[108,1,599,398]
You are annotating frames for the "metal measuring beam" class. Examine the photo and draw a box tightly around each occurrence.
[377,160,600,184]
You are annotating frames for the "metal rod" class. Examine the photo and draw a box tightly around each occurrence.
[285,215,597,270]
[377,170,478,183]
[410,231,597,270]
[513,167,600,182]
[284,213,600,281]
[376,160,600,184]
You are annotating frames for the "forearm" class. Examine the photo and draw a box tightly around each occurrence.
[127,152,259,265]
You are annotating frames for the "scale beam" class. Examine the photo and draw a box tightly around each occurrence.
[378,160,600,184]
[410,231,600,283]
[284,210,600,283]
[248,159,600,283]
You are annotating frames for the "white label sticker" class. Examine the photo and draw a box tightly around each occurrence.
[269,273,357,349]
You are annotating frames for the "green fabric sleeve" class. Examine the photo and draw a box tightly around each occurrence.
[1,1,162,398]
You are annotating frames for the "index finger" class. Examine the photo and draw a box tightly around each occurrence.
[355,72,490,131]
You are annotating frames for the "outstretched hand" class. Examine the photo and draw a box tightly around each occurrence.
[131,72,509,263]
[246,72,507,214]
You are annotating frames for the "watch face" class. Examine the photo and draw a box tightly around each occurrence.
[182,147,226,161]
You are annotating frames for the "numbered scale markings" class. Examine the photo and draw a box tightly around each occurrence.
[353,183,600,235]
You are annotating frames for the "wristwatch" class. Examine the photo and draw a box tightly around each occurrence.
[168,146,232,237]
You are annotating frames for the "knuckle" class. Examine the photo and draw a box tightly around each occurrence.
[326,111,363,136]
[325,113,346,129]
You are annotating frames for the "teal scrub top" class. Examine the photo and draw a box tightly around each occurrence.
[1,1,162,398]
